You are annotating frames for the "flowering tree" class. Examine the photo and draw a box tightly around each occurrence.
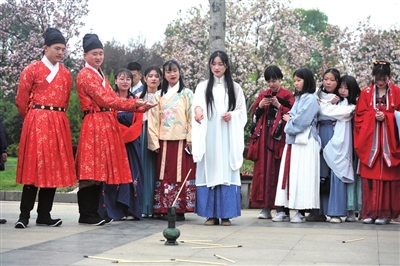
[161,0,400,108]
[0,0,89,95]
[316,19,400,88]
[161,0,321,110]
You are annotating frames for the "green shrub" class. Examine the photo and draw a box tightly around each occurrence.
[7,143,19,157]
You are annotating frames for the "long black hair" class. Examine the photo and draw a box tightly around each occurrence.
[206,50,236,118]
[338,75,361,105]
[139,66,162,99]
[160,60,185,96]
[293,68,316,96]
[317,68,340,98]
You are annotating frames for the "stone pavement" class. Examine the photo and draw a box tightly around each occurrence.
[0,200,399,266]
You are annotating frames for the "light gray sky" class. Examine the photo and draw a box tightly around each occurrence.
[82,0,399,46]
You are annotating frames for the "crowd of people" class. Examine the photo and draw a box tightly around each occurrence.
[249,62,400,225]
[3,27,400,228]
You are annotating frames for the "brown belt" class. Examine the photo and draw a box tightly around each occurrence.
[33,105,66,112]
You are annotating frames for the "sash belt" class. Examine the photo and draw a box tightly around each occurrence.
[83,108,113,117]
[33,105,66,112]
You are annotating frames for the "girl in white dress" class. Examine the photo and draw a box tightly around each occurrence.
[274,68,320,223]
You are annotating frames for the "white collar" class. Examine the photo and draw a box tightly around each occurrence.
[41,55,59,83]
[168,81,179,93]
[131,81,143,91]
[85,62,106,88]
[213,75,225,85]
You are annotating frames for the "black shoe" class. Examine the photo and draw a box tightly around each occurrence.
[153,213,162,219]
[104,217,114,225]
[79,216,106,226]
[176,213,185,221]
[0,219,6,224]
[15,218,29,229]
[36,218,62,227]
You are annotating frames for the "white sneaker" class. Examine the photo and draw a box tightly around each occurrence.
[290,212,306,223]
[258,208,272,219]
[345,210,356,222]
[330,216,342,223]
[272,212,290,222]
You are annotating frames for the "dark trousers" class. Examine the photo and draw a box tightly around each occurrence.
[19,185,56,220]
[77,184,102,220]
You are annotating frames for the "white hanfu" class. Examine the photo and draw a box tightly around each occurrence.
[322,98,355,183]
[192,76,247,218]
[275,93,321,210]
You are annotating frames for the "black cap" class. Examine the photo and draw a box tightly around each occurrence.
[43,28,66,46]
[82,34,103,53]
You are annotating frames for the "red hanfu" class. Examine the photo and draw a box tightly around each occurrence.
[248,88,294,208]
[354,83,400,219]
[75,66,143,184]
[15,61,76,188]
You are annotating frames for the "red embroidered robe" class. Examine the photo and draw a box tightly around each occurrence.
[75,67,143,184]
[15,61,76,187]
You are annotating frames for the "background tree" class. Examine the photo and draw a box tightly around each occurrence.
[102,37,164,78]
[209,0,226,54]
[0,0,89,96]
[296,8,331,76]
[317,18,400,88]
[0,0,89,147]
[162,0,321,108]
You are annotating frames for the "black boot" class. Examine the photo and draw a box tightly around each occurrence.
[36,188,62,226]
[78,185,105,226]
[15,185,38,229]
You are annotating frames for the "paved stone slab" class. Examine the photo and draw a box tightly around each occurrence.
[0,201,399,265]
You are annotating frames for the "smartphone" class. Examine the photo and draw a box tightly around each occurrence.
[185,145,191,155]
[264,95,272,98]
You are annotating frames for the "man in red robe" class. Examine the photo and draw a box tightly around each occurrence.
[354,61,400,225]
[15,28,76,229]
[75,34,152,225]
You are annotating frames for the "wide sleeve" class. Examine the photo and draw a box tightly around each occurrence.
[119,112,143,143]
[228,83,247,170]
[230,83,248,127]
[353,89,378,166]
[64,68,73,109]
[15,65,34,119]
[192,81,208,163]
[319,100,355,121]
[184,89,194,144]
[147,92,161,151]
[76,70,143,112]
[285,94,318,136]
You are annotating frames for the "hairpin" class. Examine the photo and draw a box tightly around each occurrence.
[373,60,390,66]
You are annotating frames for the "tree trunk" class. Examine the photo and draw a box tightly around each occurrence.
[209,0,226,55]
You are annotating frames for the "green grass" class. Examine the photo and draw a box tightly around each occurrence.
[0,157,76,192]
[1,157,23,191]
[241,159,254,175]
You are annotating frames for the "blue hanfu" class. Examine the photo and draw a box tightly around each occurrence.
[99,111,144,220]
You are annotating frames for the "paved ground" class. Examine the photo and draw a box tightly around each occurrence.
[0,200,399,266]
